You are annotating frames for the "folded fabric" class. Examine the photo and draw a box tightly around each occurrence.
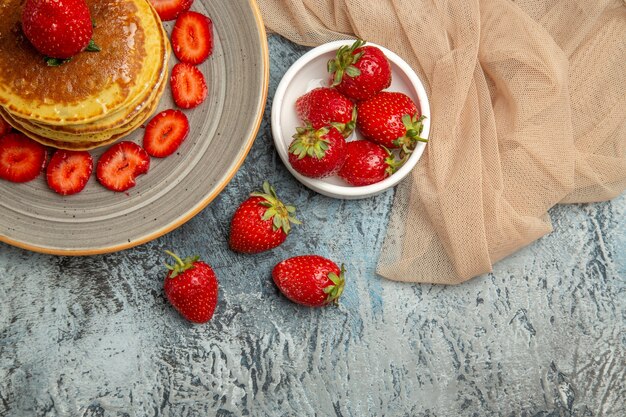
[258,0,626,284]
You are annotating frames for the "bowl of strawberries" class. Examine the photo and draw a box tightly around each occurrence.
[271,39,430,199]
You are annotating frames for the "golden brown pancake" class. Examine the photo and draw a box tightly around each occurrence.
[0,0,166,126]
[0,72,165,150]
[27,21,171,135]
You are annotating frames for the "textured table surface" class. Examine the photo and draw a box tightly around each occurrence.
[1,35,625,417]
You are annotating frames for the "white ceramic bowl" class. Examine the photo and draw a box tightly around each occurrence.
[271,40,430,199]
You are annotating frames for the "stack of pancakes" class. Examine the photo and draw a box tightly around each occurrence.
[0,0,169,150]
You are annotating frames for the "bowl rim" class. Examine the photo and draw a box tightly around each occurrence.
[271,39,430,199]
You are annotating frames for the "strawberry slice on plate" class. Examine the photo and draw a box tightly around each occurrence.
[0,133,47,183]
[172,11,213,65]
[143,109,190,158]
[0,117,11,136]
[149,0,194,22]
[171,62,208,109]
[96,141,150,192]
[46,150,93,195]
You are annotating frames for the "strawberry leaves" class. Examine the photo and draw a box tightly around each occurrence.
[253,181,301,235]
[164,250,198,278]
[289,126,331,160]
[323,265,346,305]
[393,114,428,154]
[328,38,366,87]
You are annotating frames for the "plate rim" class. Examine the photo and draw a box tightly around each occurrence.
[0,0,270,256]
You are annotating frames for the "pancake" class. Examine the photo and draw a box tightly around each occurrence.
[12,36,169,141]
[0,72,165,150]
[0,0,166,126]
[28,22,170,135]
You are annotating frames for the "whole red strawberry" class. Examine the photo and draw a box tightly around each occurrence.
[272,255,345,307]
[295,87,356,137]
[338,140,403,186]
[288,125,347,178]
[357,91,427,152]
[229,181,301,254]
[21,0,99,60]
[163,251,218,323]
[328,39,391,102]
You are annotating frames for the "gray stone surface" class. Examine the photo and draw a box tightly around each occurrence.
[1,35,625,417]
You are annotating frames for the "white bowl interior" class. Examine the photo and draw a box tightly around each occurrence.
[272,40,430,199]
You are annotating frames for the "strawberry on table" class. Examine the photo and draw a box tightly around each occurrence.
[295,87,356,137]
[21,0,99,61]
[357,91,427,152]
[172,11,213,65]
[163,250,218,323]
[149,0,194,22]
[171,62,208,109]
[338,140,403,186]
[0,117,11,136]
[272,255,346,307]
[0,133,47,183]
[229,181,300,254]
[288,125,347,178]
[143,109,190,158]
[328,39,391,102]
[96,141,150,192]
[46,150,93,195]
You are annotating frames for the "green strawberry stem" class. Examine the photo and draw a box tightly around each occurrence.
[330,106,358,138]
[251,181,301,235]
[164,250,198,278]
[328,38,366,87]
[383,146,409,176]
[323,264,346,305]
[85,39,101,52]
[393,114,428,154]
[45,57,71,67]
[44,38,101,67]
[290,125,331,160]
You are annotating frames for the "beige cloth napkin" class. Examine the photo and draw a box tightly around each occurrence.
[258,0,626,284]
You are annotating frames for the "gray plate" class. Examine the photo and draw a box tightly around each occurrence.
[0,0,269,255]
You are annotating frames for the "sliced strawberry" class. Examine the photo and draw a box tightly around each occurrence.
[96,141,150,192]
[0,116,11,136]
[46,150,93,195]
[171,11,213,65]
[0,133,47,183]
[149,0,194,22]
[143,109,190,158]
[170,62,208,109]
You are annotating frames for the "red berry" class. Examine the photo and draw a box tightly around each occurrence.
[0,133,47,183]
[143,109,190,158]
[21,0,95,59]
[171,11,213,65]
[149,0,194,22]
[229,181,300,254]
[272,255,345,307]
[96,141,150,192]
[163,251,218,323]
[338,140,399,186]
[288,125,347,178]
[357,91,426,151]
[328,39,391,102]
[295,87,356,136]
[170,62,208,109]
[46,150,93,195]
